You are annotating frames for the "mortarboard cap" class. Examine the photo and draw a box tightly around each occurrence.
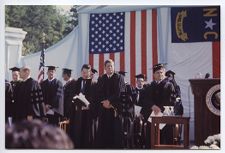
[62,68,72,75]
[91,68,98,74]
[165,70,175,77]
[9,67,20,72]
[135,74,145,79]
[118,71,127,76]
[153,63,166,73]
[45,66,59,71]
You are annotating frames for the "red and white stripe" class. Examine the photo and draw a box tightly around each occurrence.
[37,69,44,83]
[89,9,159,86]
[212,41,220,78]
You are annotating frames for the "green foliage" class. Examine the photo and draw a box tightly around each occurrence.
[5,5,69,55]
[63,5,79,36]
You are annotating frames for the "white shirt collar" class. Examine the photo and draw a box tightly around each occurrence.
[107,73,113,78]
[66,78,72,84]
[156,77,166,84]
[48,78,55,82]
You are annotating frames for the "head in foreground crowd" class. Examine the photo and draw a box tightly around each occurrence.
[5,119,74,149]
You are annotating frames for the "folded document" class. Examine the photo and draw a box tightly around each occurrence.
[73,93,90,107]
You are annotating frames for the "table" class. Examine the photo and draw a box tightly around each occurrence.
[151,116,190,149]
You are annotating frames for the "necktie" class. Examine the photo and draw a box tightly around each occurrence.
[136,90,140,104]
[81,80,86,94]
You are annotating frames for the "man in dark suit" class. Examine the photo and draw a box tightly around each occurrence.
[9,67,21,90]
[133,74,150,148]
[143,63,177,146]
[117,71,136,148]
[165,70,183,115]
[8,67,22,121]
[40,66,64,126]
[15,66,46,122]
[95,59,126,149]
[134,74,149,117]
[62,68,76,119]
[69,64,97,148]
[5,79,13,124]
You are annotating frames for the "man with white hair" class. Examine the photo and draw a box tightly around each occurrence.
[14,66,46,121]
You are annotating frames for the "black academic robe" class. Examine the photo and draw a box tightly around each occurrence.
[10,80,21,91]
[134,85,147,106]
[167,76,184,115]
[117,83,136,149]
[121,83,136,118]
[14,78,45,121]
[133,84,149,148]
[5,80,14,123]
[143,78,176,118]
[69,77,97,149]
[95,73,126,149]
[143,77,176,145]
[134,84,150,118]
[9,80,22,120]
[40,78,64,125]
[63,79,76,118]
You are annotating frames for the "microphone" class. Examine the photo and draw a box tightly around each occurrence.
[205,73,210,79]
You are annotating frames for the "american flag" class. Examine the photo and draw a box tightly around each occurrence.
[88,9,159,86]
[37,47,45,83]
[89,12,125,54]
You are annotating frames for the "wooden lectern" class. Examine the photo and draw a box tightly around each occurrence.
[151,116,190,149]
[189,79,220,146]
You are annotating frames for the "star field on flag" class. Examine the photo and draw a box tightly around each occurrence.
[89,12,125,54]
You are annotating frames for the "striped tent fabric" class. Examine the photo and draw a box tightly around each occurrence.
[88,9,159,86]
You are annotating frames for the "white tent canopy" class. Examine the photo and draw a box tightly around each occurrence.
[77,5,163,13]
[20,27,80,82]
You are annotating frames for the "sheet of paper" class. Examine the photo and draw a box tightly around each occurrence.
[148,111,166,130]
[73,93,90,107]
[73,95,78,100]
[46,109,54,115]
[134,105,142,116]
[78,93,90,106]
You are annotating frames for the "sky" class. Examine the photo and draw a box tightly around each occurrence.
[56,5,73,14]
